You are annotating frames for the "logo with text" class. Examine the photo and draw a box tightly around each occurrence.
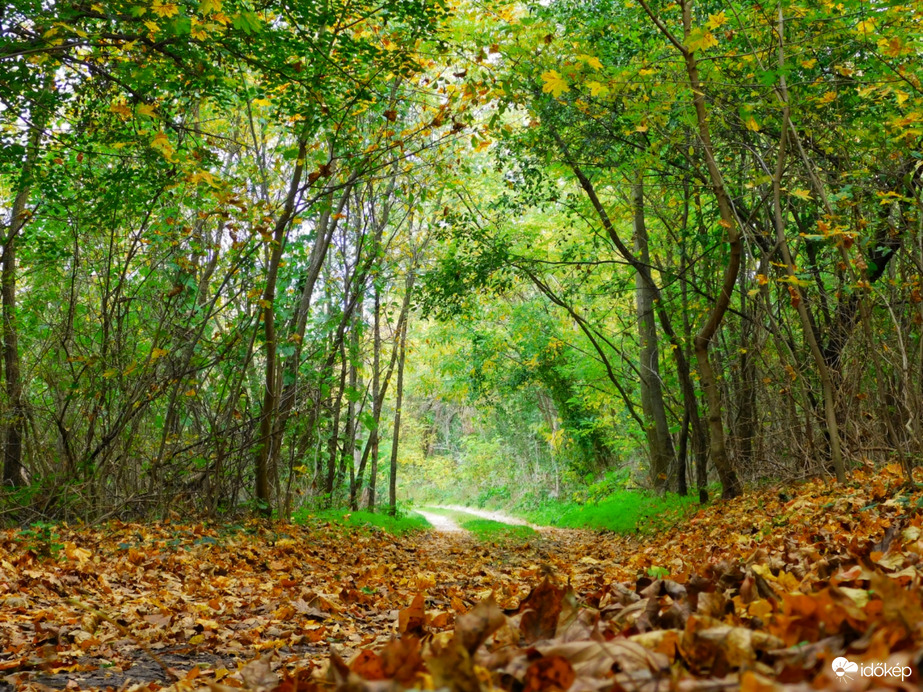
[831,657,912,683]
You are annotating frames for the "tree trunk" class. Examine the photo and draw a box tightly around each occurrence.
[345,304,363,509]
[269,184,355,480]
[366,287,381,511]
[633,178,676,491]
[325,349,348,501]
[770,9,845,482]
[552,140,709,500]
[388,306,409,515]
[2,110,44,488]
[635,0,744,498]
[254,138,307,514]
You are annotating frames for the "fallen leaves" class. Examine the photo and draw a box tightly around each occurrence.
[2,464,923,690]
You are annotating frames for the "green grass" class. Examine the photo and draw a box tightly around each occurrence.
[519,489,698,534]
[460,518,535,541]
[422,507,536,542]
[292,508,431,536]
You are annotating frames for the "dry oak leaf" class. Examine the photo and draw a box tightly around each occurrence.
[519,578,566,644]
[398,593,427,636]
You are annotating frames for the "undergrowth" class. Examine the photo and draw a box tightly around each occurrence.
[292,508,431,535]
[519,489,699,534]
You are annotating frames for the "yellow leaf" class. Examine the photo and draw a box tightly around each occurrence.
[190,18,209,40]
[586,80,609,97]
[878,36,904,58]
[151,0,179,18]
[150,131,175,161]
[137,103,156,118]
[151,131,170,149]
[686,28,718,52]
[854,18,876,34]
[252,97,272,106]
[199,0,222,12]
[638,68,656,76]
[184,389,198,397]
[707,11,728,29]
[578,54,603,70]
[744,116,760,131]
[895,90,909,105]
[64,542,92,563]
[800,58,817,68]
[541,70,570,97]
[110,101,132,120]
[151,348,169,360]
[790,188,812,201]
[189,169,218,187]
[144,19,159,33]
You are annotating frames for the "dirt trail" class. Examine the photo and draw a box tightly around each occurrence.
[428,505,543,530]
[415,509,465,532]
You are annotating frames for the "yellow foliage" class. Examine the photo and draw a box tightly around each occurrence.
[541,70,570,97]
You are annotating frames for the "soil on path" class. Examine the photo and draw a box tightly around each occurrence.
[427,505,542,530]
[415,509,464,532]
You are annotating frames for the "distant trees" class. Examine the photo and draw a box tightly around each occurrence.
[2,0,921,521]
[0,0,452,521]
[417,0,923,501]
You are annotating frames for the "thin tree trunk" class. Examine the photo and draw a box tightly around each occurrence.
[269,183,355,479]
[344,303,362,508]
[633,177,676,491]
[254,138,307,514]
[771,7,845,482]
[2,109,44,488]
[366,287,381,511]
[388,305,409,515]
[353,271,414,509]
[325,351,348,501]
[638,0,743,498]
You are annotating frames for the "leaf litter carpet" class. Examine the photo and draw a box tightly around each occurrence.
[3,465,923,691]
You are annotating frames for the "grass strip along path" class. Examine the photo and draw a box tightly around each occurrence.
[2,464,923,690]
[419,506,538,542]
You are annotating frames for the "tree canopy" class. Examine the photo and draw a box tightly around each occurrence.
[1,0,922,521]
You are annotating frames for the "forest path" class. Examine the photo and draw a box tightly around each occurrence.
[415,509,465,532]
[429,504,543,530]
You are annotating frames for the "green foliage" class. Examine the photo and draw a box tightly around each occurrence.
[646,565,670,579]
[15,522,63,560]
[292,508,431,536]
[520,491,697,535]
[459,518,535,543]
[2,0,923,522]
[475,486,511,508]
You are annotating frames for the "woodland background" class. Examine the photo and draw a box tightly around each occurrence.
[1,0,922,525]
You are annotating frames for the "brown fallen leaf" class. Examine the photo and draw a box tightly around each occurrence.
[455,596,506,654]
[518,578,566,644]
[397,593,427,636]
